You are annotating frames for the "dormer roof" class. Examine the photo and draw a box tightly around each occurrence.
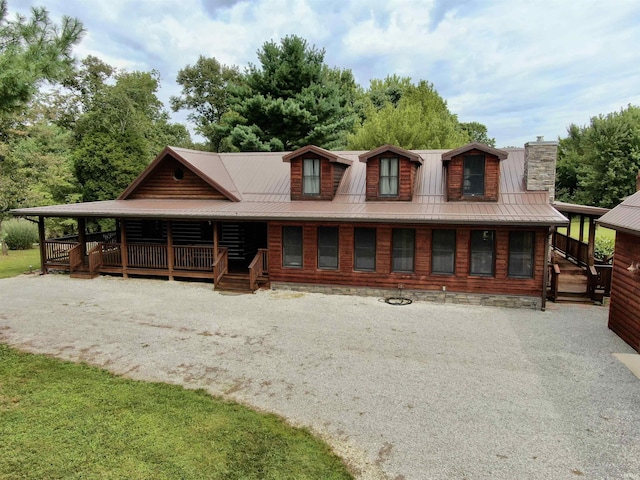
[358,144,422,164]
[282,144,352,165]
[441,142,508,161]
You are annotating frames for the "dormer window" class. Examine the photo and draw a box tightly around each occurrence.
[463,154,485,196]
[379,157,399,196]
[303,158,320,195]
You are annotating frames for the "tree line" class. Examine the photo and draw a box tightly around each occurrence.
[1,0,638,226]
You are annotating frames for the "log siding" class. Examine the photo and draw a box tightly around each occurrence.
[268,221,546,297]
[447,149,500,201]
[608,232,640,351]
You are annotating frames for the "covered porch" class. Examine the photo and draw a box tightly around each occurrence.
[38,217,269,292]
[548,202,613,303]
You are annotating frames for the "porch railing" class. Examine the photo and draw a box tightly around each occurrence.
[213,247,228,287]
[249,248,268,291]
[174,245,215,271]
[127,244,167,269]
[548,263,561,302]
[68,243,83,273]
[44,240,77,265]
[552,231,588,267]
[101,243,122,267]
[587,264,613,302]
[88,244,103,275]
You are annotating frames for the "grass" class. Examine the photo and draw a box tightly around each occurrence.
[0,344,353,480]
[0,248,41,279]
[556,217,616,242]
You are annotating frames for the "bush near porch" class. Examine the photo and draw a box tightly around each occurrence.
[0,344,353,480]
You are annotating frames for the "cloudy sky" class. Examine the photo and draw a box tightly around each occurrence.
[11,0,640,147]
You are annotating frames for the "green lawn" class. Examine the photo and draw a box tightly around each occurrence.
[556,217,616,242]
[0,248,41,279]
[0,344,353,480]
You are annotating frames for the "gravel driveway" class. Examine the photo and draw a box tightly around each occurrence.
[1,274,639,480]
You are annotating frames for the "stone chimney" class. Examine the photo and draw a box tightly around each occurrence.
[524,136,558,202]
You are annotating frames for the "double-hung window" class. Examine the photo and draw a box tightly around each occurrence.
[470,230,495,276]
[432,229,456,274]
[318,226,338,270]
[303,158,320,195]
[354,228,376,271]
[392,228,415,272]
[463,154,485,196]
[282,226,303,268]
[379,157,399,196]
[508,231,535,278]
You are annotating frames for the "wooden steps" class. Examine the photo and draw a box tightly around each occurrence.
[216,272,255,293]
[70,266,99,279]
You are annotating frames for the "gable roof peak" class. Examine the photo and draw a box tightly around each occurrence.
[282,144,352,165]
[358,144,422,164]
[441,142,508,161]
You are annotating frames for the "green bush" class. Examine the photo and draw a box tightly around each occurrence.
[594,236,615,262]
[2,219,39,250]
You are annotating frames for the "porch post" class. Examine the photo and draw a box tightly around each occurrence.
[120,219,129,278]
[566,213,572,238]
[587,217,596,267]
[541,227,551,311]
[78,217,87,258]
[213,221,218,254]
[38,216,47,274]
[578,215,585,244]
[167,220,174,281]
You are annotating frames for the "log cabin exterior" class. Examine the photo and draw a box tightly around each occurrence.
[12,140,567,309]
[598,191,640,351]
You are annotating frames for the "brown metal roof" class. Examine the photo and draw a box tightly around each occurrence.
[358,144,422,164]
[441,142,508,161]
[12,146,568,226]
[597,191,640,236]
[553,201,610,218]
[282,145,352,165]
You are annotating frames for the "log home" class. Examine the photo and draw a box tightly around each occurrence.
[598,190,640,351]
[12,139,567,309]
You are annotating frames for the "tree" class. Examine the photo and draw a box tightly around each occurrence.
[556,105,640,208]
[170,55,241,149]
[460,121,495,147]
[0,0,84,120]
[72,65,191,202]
[348,80,470,150]
[209,35,358,152]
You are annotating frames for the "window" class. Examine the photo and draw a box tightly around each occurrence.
[379,157,399,196]
[282,226,303,268]
[508,231,535,278]
[392,228,415,272]
[432,229,456,274]
[354,228,376,271]
[470,230,495,276]
[303,158,320,195]
[463,155,485,196]
[318,226,338,270]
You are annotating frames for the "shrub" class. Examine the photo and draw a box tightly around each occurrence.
[2,219,39,250]
[594,236,615,262]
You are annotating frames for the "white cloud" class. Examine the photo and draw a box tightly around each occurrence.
[8,0,640,147]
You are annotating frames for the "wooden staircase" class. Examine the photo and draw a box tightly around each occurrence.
[70,264,99,279]
[215,272,266,294]
[549,256,592,303]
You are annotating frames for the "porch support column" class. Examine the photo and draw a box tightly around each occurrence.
[38,216,47,274]
[541,227,551,311]
[120,219,129,278]
[78,217,87,258]
[587,217,596,267]
[167,220,174,281]
[579,215,585,244]
[213,221,218,254]
[566,213,572,238]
